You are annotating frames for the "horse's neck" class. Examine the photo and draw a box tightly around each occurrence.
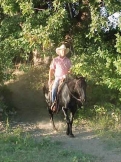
[67,79,76,92]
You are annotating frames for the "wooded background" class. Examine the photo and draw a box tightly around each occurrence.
[0,0,121,106]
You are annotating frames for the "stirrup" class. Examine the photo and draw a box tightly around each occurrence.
[51,101,56,112]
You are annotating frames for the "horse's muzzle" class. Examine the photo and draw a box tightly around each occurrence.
[78,98,86,105]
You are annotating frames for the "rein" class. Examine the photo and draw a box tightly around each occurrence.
[65,81,82,102]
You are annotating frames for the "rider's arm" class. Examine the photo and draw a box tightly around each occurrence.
[48,68,54,85]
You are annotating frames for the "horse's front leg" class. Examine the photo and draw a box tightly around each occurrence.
[69,111,74,137]
[62,107,71,136]
[48,108,57,131]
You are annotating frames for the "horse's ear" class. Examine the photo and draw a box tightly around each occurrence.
[80,77,86,81]
[75,75,84,79]
[81,76,85,79]
[72,74,79,79]
[76,76,86,82]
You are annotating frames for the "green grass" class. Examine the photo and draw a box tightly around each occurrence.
[74,103,121,152]
[0,128,98,162]
[97,129,121,151]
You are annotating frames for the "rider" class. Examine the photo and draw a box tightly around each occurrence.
[48,44,72,112]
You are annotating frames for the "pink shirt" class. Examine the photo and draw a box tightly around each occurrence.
[50,56,72,79]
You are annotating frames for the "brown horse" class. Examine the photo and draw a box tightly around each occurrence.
[43,76,87,137]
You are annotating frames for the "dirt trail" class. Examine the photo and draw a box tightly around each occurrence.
[4,67,121,162]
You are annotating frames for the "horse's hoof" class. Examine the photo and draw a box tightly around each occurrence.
[54,129,58,133]
[69,134,75,138]
[53,127,58,132]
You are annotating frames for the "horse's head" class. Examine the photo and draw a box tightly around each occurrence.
[73,76,87,104]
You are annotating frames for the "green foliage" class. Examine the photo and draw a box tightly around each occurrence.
[76,102,121,133]
[1,0,20,16]
[0,0,73,82]
[115,33,121,53]
[0,0,121,105]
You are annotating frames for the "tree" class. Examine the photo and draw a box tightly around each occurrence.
[0,0,121,104]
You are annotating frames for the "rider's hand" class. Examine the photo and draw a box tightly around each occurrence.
[62,75,66,79]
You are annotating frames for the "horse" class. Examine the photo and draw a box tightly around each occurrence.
[43,76,87,137]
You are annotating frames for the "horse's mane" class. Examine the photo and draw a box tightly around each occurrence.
[64,75,85,83]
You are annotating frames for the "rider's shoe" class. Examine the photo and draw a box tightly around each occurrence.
[51,101,57,113]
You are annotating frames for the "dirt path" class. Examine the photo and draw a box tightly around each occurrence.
[4,67,121,162]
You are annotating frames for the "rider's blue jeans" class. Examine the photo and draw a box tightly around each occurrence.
[51,78,59,103]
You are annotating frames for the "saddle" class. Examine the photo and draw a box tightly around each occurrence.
[49,78,66,113]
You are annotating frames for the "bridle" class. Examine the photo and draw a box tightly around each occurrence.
[66,79,85,103]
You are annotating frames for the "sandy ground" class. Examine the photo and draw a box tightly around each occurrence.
[2,66,121,162]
